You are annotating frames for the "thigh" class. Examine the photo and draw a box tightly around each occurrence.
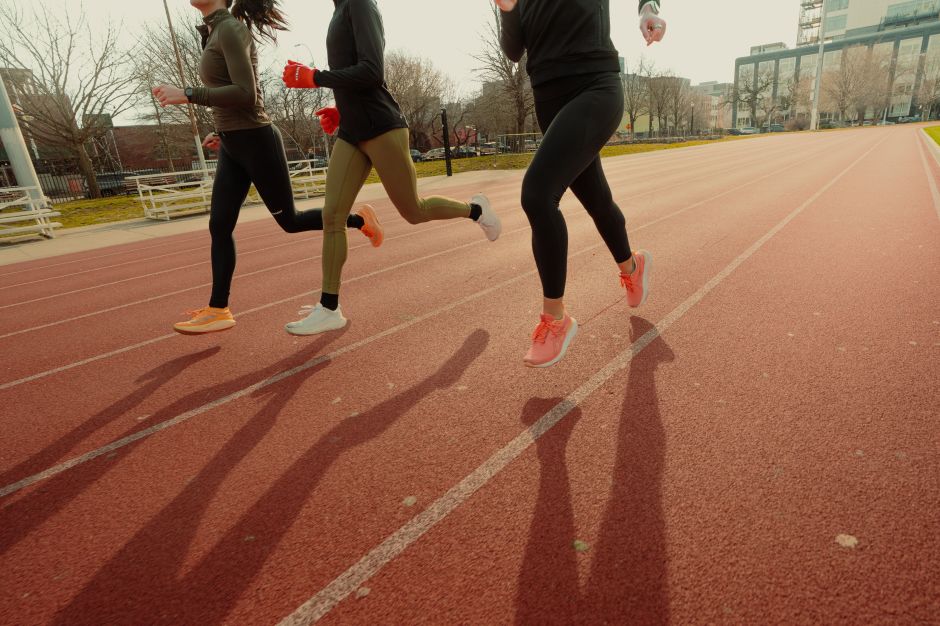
[322,138,372,227]
[234,126,295,213]
[359,129,421,215]
[211,143,252,229]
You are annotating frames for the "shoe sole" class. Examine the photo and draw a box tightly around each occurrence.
[173,320,236,335]
[631,251,652,308]
[284,316,348,336]
[524,318,579,368]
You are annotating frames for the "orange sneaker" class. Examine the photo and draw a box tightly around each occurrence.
[621,250,652,308]
[523,313,578,368]
[173,306,236,335]
[357,204,384,247]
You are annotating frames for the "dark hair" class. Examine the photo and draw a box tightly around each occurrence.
[227,0,289,42]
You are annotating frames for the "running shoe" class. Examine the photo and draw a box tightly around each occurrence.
[285,303,347,336]
[173,306,236,335]
[357,204,384,247]
[523,313,578,368]
[621,250,652,308]
[471,193,501,241]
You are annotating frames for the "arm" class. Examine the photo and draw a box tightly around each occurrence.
[189,21,257,108]
[314,0,385,90]
[499,5,524,63]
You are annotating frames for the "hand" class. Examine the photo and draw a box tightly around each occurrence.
[282,60,318,89]
[202,132,221,151]
[315,107,340,135]
[494,0,517,10]
[639,4,667,46]
[152,85,188,106]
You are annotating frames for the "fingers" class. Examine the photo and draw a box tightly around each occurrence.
[314,107,330,116]
[494,0,517,10]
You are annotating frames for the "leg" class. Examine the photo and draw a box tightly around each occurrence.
[208,143,251,308]
[568,157,632,269]
[360,128,470,224]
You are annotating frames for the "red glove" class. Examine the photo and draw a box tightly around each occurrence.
[283,60,318,88]
[315,107,340,135]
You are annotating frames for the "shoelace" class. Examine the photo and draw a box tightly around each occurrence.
[184,307,209,317]
[620,273,635,293]
[531,319,561,344]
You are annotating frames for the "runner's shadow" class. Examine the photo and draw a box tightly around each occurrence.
[54,329,489,625]
[515,317,674,624]
[0,331,345,558]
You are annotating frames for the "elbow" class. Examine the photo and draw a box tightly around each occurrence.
[500,40,523,63]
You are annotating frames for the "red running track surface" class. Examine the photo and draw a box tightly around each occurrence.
[1,127,937,625]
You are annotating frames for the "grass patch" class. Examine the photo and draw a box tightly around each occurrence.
[925,126,940,146]
[47,135,757,230]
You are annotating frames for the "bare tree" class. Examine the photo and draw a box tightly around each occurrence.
[732,65,774,127]
[917,53,940,119]
[662,76,690,135]
[647,73,673,136]
[385,50,453,151]
[0,2,139,197]
[259,70,331,159]
[623,57,650,137]
[473,3,534,134]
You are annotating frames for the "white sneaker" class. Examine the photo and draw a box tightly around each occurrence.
[471,193,501,241]
[285,303,347,336]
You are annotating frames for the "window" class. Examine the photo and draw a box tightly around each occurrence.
[824,15,848,32]
[826,0,849,10]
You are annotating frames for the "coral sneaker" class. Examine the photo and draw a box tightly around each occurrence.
[523,313,578,368]
[621,250,652,308]
[173,306,236,334]
[357,204,384,247]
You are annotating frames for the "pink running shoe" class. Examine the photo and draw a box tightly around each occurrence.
[621,250,652,308]
[523,313,578,368]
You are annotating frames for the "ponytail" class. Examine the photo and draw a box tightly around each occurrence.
[227,0,289,42]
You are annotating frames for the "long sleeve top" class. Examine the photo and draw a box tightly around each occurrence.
[190,9,270,131]
[499,0,661,87]
[314,0,407,144]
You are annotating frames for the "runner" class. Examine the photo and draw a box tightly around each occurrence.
[152,0,382,335]
[494,0,666,367]
[280,0,502,336]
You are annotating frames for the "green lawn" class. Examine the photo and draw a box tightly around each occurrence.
[47,135,755,230]
[925,125,940,146]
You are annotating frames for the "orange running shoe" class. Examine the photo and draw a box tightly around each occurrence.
[523,313,578,368]
[621,249,652,308]
[357,204,384,247]
[173,306,236,335]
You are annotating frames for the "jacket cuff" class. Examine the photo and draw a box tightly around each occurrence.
[189,86,211,107]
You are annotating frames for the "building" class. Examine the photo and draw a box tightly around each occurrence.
[734,0,940,127]
[692,82,735,131]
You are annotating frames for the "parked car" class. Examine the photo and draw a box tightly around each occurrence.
[737,127,759,135]
[410,149,424,162]
[819,120,847,129]
[84,172,131,198]
[422,147,448,161]
[897,115,921,123]
[876,120,896,126]
[453,145,479,158]
[763,123,785,133]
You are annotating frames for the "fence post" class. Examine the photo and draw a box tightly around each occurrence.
[441,107,453,177]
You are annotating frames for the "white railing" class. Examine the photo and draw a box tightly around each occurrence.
[0,186,61,239]
[127,158,328,221]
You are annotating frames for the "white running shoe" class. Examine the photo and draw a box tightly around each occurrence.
[285,303,347,336]
[471,193,501,241]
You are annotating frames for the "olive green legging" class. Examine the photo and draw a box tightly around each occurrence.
[322,127,471,295]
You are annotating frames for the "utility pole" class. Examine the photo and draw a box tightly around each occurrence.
[809,0,828,131]
[441,107,453,177]
[163,0,208,174]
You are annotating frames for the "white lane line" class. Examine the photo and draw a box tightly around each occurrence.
[917,130,940,221]
[278,135,888,626]
[0,136,852,389]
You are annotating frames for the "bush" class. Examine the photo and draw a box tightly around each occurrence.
[786,118,810,131]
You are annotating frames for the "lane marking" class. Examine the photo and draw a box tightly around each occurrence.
[278,135,888,625]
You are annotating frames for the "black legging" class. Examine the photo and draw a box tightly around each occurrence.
[522,71,632,300]
[208,124,352,308]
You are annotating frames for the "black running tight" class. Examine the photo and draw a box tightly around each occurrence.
[208,124,355,308]
[522,72,632,300]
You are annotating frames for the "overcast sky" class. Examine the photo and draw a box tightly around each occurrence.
[77,0,801,123]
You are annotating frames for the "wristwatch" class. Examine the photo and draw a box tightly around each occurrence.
[640,1,660,14]
[184,87,194,102]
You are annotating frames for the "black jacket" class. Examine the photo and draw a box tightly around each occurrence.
[314,0,407,144]
[500,0,660,87]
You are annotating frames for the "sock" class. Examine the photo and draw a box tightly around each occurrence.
[347,214,365,229]
[468,203,482,221]
[320,292,339,311]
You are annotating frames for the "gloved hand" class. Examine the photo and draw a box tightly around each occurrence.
[283,60,318,88]
[202,132,221,151]
[494,0,517,10]
[315,107,340,135]
[639,2,667,46]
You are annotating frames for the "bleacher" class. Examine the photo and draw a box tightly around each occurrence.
[0,186,61,240]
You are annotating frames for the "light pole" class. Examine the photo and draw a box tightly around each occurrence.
[809,0,829,131]
[162,0,208,174]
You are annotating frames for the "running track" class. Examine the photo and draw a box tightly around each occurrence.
[1,126,938,625]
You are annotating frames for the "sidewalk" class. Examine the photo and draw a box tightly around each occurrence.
[0,169,516,267]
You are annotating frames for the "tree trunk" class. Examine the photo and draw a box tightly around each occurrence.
[77,142,100,199]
